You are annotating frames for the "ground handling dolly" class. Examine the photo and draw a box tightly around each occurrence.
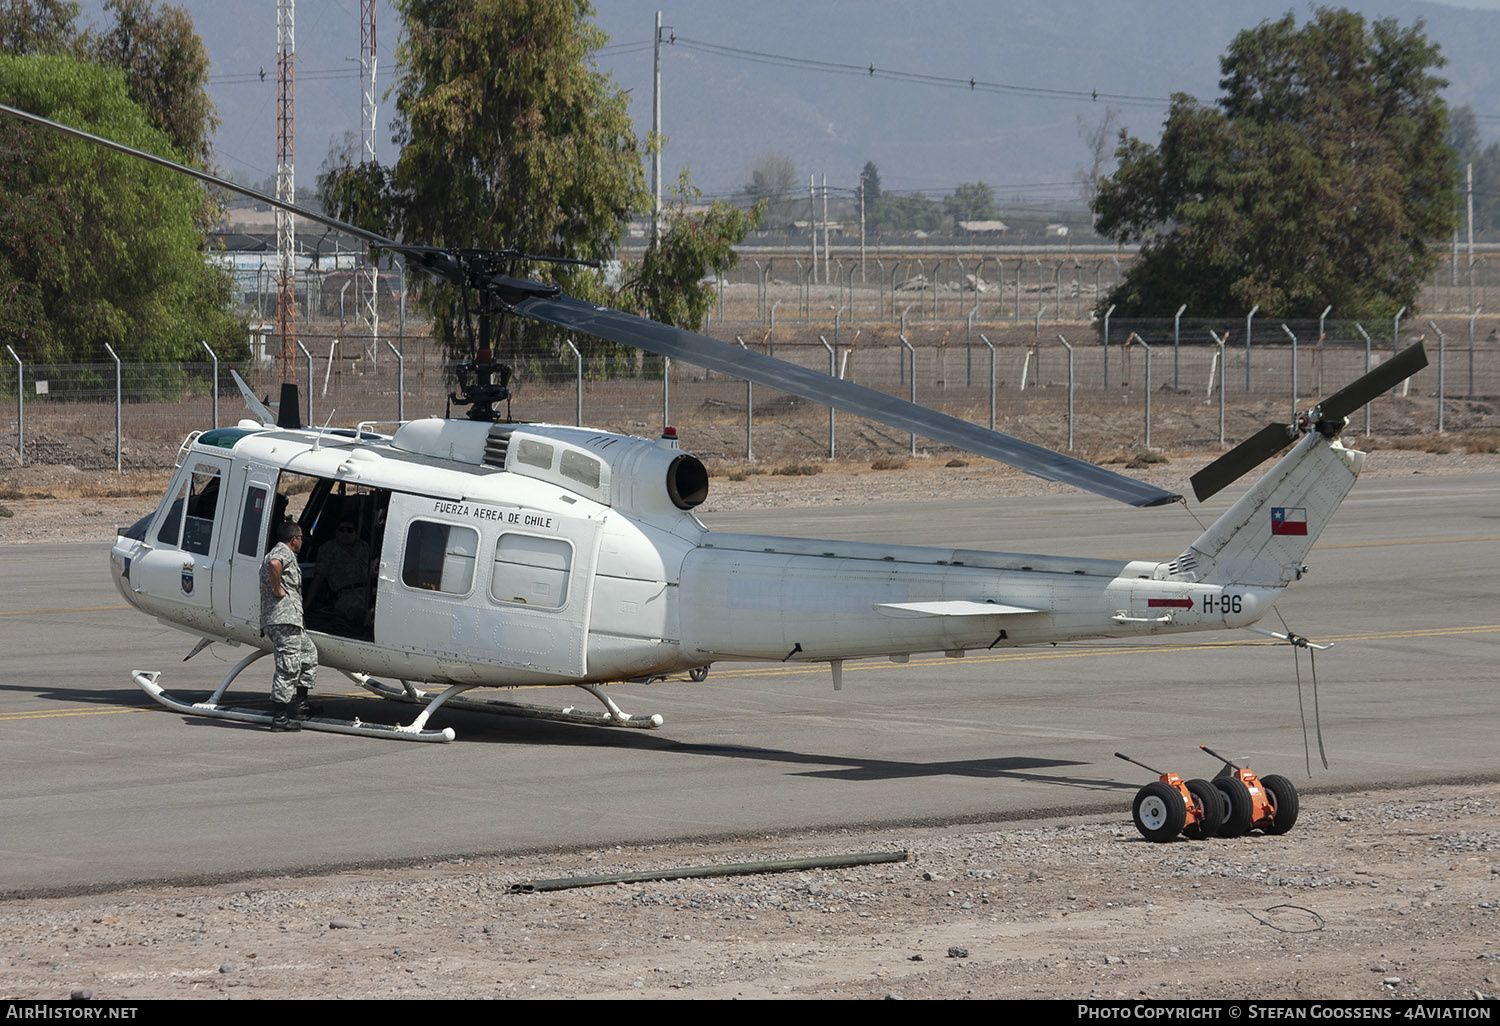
[1199,744,1299,837]
[1115,752,1226,842]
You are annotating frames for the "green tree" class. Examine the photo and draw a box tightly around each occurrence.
[942,181,997,224]
[742,152,799,225]
[0,54,241,365]
[860,161,882,210]
[86,0,217,168]
[617,171,763,332]
[871,192,945,234]
[1093,8,1458,318]
[0,0,80,55]
[321,0,647,358]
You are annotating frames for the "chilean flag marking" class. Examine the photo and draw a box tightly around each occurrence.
[1271,507,1307,536]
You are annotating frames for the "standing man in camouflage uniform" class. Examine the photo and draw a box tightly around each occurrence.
[261,521,318,732]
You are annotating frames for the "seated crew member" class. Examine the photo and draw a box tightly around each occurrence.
[308,519,372,626]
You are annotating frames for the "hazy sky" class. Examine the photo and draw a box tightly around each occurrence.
[65,1,1500,199]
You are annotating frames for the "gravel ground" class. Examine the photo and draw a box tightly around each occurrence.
[1,782,1496,1000]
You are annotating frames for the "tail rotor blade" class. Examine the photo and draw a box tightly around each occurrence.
[1190,422,1297,502]
[1318,342,1429,423]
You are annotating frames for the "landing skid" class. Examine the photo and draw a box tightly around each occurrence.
[349,673,666,729]
[131,651,455,742]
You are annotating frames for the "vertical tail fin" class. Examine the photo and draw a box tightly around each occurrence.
[1176,433,1364,587]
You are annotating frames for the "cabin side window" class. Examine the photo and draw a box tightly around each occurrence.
[516,438,554,470]
[237,486,268,558]
[402,520,478,595]
[558,450,601,489]
[491,532,572,608]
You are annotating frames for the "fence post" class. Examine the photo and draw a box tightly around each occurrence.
[1281,324,1299,424]
[200,340,218,428]
[103,343,122,473]
[1057,334,1075,451]
[1245,304,1259,392]
[1355,323,1374,435]
[1103,304,1115,390]
[980,334,996,432]
[1132,333,1154,449]
[966,303,978,387]
[737,337,753,460]
[770,299,781,358]
[1209,330,1228,445]
[5,345,20,465]
[1468,306,1481,399]
[297,340,313,426]
[564,339,582,426]
[899,303,914,385]
[1318,305,1332,396]
[819,335,836,459]
[1174,304,1186,392]
[1428,321,1446,433]
[900,332,917,456]
[385,341,405,421]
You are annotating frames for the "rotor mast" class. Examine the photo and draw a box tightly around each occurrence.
[276,0,296,376]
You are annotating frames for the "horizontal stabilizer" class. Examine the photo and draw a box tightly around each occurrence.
[874,600,1041,618]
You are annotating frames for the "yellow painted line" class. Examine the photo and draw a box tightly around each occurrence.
[1314,535,1500,550]
[0,707,145,722]
[0,604,132,616]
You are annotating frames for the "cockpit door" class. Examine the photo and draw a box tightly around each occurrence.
[227,465,282,625]
[131,453,231,620]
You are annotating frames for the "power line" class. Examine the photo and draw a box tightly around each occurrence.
[667,35,1167,109]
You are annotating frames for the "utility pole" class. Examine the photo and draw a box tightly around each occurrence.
[652,11,662,244]
[359,0,378,362]
[809,174,817,284]
[822,172,829,285]
[276,0,296,376]
[858,173,866,283]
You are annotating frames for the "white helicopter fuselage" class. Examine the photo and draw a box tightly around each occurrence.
[110,416,1354,692]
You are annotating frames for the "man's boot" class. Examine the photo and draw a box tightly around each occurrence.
[270,702,301,732]
[291,686,323,721]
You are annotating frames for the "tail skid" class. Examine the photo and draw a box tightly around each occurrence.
[1179,432,1364,588]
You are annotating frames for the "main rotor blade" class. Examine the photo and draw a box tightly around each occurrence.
[1189,422,1296,502]
[512,292,1182,508]
[1318,341,1429,423]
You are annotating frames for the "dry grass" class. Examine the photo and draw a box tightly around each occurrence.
[870,456,907,470]
[0,471,170,501]
[771,462,822,476]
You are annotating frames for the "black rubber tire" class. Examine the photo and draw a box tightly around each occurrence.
[688,666,709,682]
[1260,774,1300,835]
[1132,781,1188,842]
[1182,778,1224,839]
[1213,776,1255,837]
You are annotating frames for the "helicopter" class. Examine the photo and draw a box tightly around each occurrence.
[2,102,1430,742]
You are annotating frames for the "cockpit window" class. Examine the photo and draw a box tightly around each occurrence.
[155,466,221,554]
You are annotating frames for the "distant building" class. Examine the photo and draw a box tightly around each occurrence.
[957,220,1009,237]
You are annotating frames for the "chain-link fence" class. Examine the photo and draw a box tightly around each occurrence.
[4,307,1494,472]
